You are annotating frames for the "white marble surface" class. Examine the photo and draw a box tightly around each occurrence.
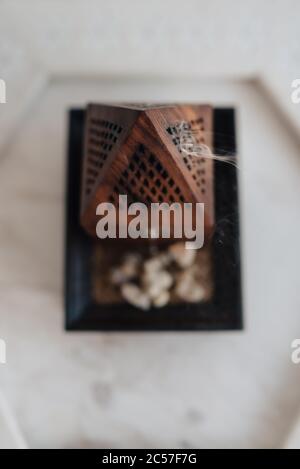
[284,413,300,449]
[1,0,300,449]
[0,0,300,157]
[0,78,299,448]
[0,392,27,449]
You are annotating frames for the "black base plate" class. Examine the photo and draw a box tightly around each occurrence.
[65,108,243,331]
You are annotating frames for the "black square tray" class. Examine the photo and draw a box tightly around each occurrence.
[65,108,242,331]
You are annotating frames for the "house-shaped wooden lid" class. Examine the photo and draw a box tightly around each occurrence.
[80,103,214,241]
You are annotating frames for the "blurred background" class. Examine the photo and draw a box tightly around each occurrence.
[0,0,300,449]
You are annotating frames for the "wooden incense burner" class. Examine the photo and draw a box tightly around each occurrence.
[80,103,214,241]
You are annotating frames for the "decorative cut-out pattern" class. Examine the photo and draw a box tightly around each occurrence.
[109,144,185,205]
[167,118,207,195]
[85,118,122,195]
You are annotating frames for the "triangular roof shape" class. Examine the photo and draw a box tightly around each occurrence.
[81,103,214,239]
